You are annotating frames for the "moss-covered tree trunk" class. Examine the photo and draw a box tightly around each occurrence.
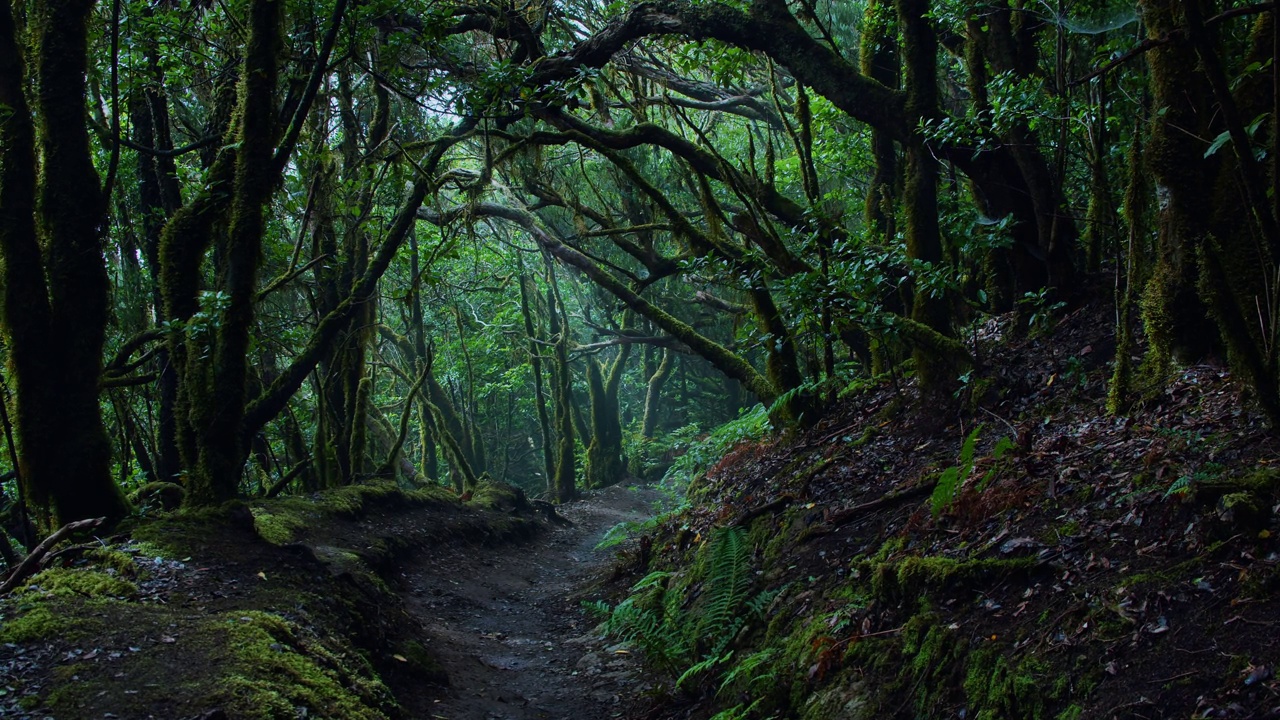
[547,273,577,502]
[584,339,631,489]
[310,68,379,488]
[641,348,673,440]
[1136,0,1280,421]
[129,5,184,485]
[180,0,285,505]
[519,273,556,486]
[0,0,130,526]
[897,0,957,390]
[1082,42,1116,273]
[960,0,1078,302]
[861,0,899,243]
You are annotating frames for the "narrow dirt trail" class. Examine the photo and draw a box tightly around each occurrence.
[397,484,662,720]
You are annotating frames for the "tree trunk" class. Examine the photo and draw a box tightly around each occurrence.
[0,0,129,527]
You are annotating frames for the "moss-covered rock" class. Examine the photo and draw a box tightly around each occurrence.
[0,602,97,643]
[128,481,187,512]
[862,555,1040,602]
[467,478,532,512]
[218,610,395,720]
[393,639,449,685]
[22,568,139,599]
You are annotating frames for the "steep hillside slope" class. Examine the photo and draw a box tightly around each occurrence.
[596,296,1280,720]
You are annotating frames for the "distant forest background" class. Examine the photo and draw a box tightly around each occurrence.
[0,0,1276,543]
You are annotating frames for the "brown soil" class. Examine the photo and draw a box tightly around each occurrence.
[607,291,1280,719]
[0,485,661,720]
[399,484,661,720]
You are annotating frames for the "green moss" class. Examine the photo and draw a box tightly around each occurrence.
[316,482,400,516]
[467,478,529,511]
[394,639,449,684]
[82,546,139,577]
[127,481,186,511]
[219,610,394,719]
[864,555,1038,601]
[799,668,876,720]
[964,649,1049,720]
[851,424,880,447]
[131,502,255,556]
[249,482,461,546]
[899,613,966,714]
[403,484,458,505]
[0,604,78,643]
[23,568,138,599]
[252,505,311,545]
[1194,467,1280,498]
[1137,259,1178,390]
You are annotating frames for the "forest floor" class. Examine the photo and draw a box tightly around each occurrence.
[0,482,662,719]
[399,483,660,720]
[593,283,1280,720]
[8,282,1280,720]
[0,476,660,717]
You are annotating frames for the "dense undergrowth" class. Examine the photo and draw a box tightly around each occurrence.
[0,480,538,718]
[589,298,1280,719]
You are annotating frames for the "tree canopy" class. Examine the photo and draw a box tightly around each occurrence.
[0,0,1277,531]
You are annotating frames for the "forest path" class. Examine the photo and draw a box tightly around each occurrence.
[397,484,662,720]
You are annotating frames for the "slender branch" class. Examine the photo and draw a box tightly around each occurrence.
[571,336,686,355]
[118,134,218,157]
[1070,3,1275,88]
[264,460,310,498]
[102,328,164,377]
[102,0,121,201]
[100,373,158,389]
[271,0,350,172]
[1070,35,1172,88]
[0,517,104,596]
[256,254,330,303]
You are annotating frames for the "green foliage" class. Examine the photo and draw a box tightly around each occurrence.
[1017,288,1067,337]
[663,405,772,490]
[717,648,778,698]
[929,424,1016,516]
[588,527,778,690]
[695,527,753,655]
[1164,462,1227,499]
[596,512,666,550]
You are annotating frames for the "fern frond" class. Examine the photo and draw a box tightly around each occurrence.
[744,586,783,618]
[595,514,664,549]
[677,651,730,689]
[707,704,748,720]
[718,648,778,697]
[631,570,672,592]
[930,466,961,517]
[696,527,752,651]
[581,600,612,621]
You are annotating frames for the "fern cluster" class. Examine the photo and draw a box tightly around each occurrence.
[662,406,771,489]
[586,527,779,690]
[595,513,667,550]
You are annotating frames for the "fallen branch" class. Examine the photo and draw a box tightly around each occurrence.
[265,460,311,499]
[732,494,795,527]
[800,480,938,542]
[0,517,105,595]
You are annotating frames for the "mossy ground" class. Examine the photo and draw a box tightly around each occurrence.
[0,480,544,718]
